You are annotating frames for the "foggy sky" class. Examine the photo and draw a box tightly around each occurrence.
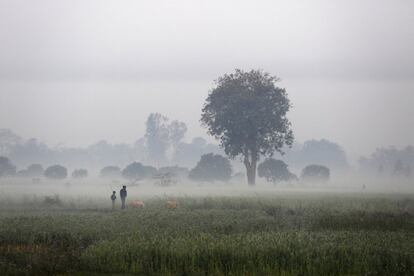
[1,0,413,161]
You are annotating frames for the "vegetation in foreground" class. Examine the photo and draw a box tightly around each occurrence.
[0,194,413,275]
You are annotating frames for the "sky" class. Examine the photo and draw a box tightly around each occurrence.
[0,0,413,162]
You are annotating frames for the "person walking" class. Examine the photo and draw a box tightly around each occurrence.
[120,185,127,210]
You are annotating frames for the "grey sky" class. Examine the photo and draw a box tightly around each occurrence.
[0,0,413,161]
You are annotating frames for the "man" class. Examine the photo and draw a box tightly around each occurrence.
[110,191,117,210]
[120,185,127,209]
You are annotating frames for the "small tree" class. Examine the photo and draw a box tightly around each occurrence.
[301,165,330,182]
[258,158,297,184]
[44,165,67,180]
[72,169,88,179]
[0,156,16,177]
[189,153,232,182]
[100,166,122,179]
[201,69,293,185]
[122,162,157,184]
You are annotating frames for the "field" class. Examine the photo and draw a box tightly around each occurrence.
[0,181,413,275]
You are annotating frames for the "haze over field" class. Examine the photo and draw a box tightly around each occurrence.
[1,2,414,275]
[0,0,414,163]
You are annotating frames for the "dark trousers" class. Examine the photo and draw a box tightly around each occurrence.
[121,198,126,209]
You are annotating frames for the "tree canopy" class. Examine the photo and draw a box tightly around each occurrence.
[122,162,157,183]
[189,153,232,182]
[44,165,67,180]
[301,165,330,182]
[26,164,44,177]
[258,158,297,184]
[100,166,121,179]
[201,69,293,185]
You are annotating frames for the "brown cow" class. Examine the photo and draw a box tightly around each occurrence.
[166,200,178,210]
[130,200,145,208]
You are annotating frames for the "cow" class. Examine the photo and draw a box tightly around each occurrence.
[166,200,178,210]
[130,200,145,208]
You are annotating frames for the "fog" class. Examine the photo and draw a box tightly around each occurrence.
[2,82,414,161]
[1,0,414,196]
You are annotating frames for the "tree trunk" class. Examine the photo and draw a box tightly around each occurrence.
[244,153,257,186]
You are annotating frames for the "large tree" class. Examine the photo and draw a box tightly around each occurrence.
[201,69,293,185]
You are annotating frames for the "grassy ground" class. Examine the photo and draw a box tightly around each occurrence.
[0,193,413,275]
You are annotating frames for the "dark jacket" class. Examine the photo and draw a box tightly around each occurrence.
[120,189,127,199]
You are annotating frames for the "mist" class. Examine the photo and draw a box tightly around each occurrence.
[2,1,414,274]
[1,0,414,155]
[1,0,414,192]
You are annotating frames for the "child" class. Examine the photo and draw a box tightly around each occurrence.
[110,191,116,210]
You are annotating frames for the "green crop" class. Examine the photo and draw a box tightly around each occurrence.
[0,194,413,275]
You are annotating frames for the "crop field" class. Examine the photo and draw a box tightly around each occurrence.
[0,184,413,275]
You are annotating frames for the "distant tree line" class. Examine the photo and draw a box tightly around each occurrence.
[1,152,332,187]
[0,129,350,186]
[359,146,413,178]
[0,120,222,171]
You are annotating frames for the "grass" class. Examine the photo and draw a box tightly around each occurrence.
[0,193,413,275]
